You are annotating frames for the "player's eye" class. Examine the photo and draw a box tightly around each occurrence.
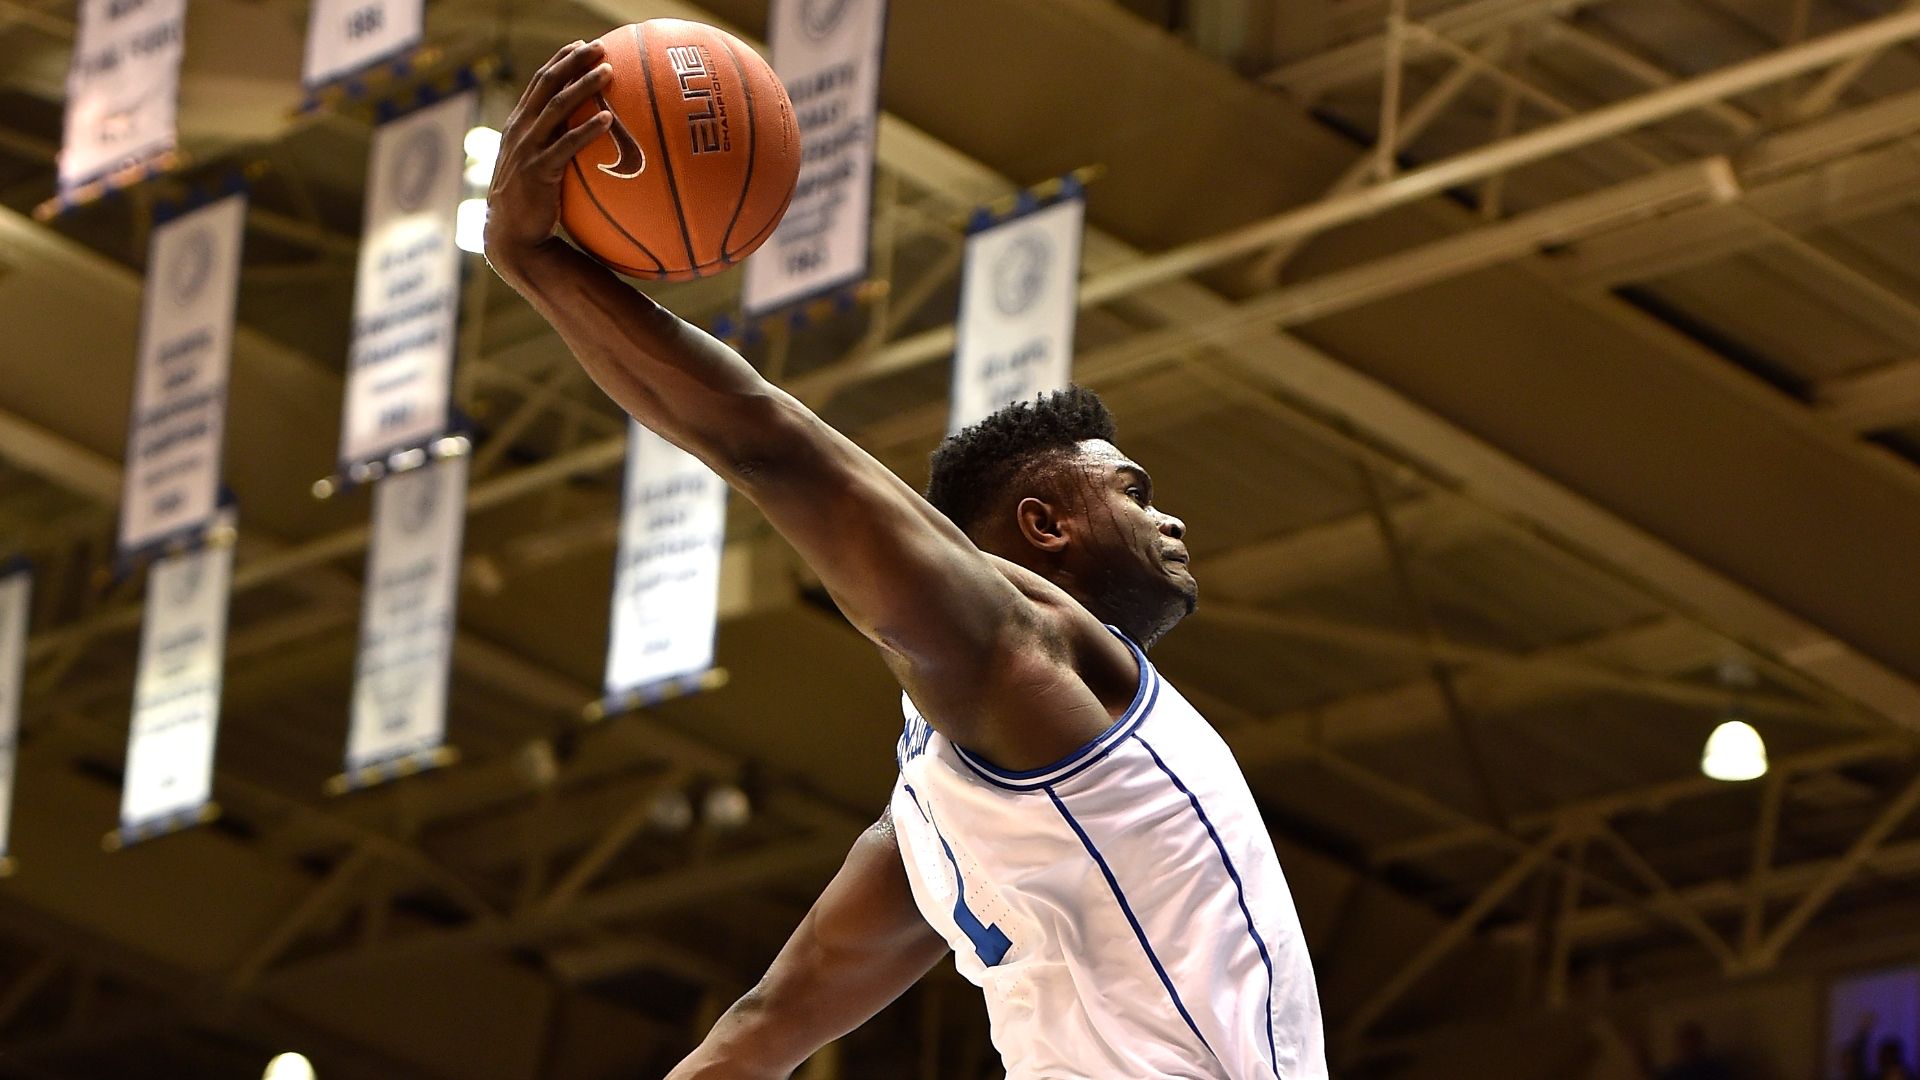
[1125,486,1147,506]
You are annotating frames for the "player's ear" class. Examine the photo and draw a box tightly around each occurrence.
[1015,496,1069,554]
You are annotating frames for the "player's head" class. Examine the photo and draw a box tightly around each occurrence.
[925,387,1196,647]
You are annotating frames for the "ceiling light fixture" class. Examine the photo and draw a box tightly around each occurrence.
[263,1052,316,1080]
[1702,711,1768,782]
[455,198,488,255]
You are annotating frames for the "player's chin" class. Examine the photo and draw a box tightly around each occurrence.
[1158,562,1199,615]
[1175,574,1199,616]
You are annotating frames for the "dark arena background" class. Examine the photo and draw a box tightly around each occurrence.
[5,0,1920,1077]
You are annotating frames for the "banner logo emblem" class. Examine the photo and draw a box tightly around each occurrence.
[165,556,206,609]
[992,234,1051,317]
[800,0,852,38]
[167,226,215,308]
[594,93,647,179]
[389,126,445,213]
[396,472,440,534]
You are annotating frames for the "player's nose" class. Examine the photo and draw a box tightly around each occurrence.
[1158,512,1185,540]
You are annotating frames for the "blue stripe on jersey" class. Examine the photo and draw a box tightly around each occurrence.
[1136,733,1281,1080]
[954,628,1159,793]
[1046,784,1217,1063]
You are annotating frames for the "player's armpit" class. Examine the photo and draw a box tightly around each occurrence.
[665,810,947,1080]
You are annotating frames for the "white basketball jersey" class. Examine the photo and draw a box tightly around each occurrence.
[890,628,1327,1080]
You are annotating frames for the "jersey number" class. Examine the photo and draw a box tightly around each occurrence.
[906,784,1011,967]
[938,833,1012,966]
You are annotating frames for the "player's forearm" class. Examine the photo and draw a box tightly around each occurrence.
[664,989,803,1080]
[488,239,793,477]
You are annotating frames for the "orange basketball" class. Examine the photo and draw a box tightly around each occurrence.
[559,20,800,281]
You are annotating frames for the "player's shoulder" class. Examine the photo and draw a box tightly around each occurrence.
[979,553,1129,665]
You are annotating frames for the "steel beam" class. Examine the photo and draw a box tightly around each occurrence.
[1341,826,1565,1044]
[1537,19,1760,136]
[1265,0,1603,101]
[1817,356,1920,432]
[1786,0,1920,120]
[1755,767,1920,965]
[1545,94,1920,290]
[1588,823,1739,970]
[1514,826,1920,950]
[1377,735,1914,864]
[275,836,851,981]
[1200,603,1829,722]
[816,6,1920,398]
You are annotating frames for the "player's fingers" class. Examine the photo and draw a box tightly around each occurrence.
[509,40,602,138]
[503,40,582,134]
[528,41,605,124]
[528,61,613,145]
[531,110,612,178]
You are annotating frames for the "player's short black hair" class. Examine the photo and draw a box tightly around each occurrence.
[924,386,1117,534]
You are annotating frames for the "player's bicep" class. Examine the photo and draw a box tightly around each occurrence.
[734,396,1039,676]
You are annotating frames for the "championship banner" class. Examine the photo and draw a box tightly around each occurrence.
[302,0,424,89]
[741,0,888,315]
[119,193,246,558]
[338,91,472,472]
[120,525,233,843]
[602,421,727,711]
[59,0,187,196]
[0,567,30,867]
[949,196,1087,433]
[345,454,467,780]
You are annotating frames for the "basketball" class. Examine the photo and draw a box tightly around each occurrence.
[558,19,801,282]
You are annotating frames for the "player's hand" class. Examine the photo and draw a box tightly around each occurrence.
[483,39,615,274]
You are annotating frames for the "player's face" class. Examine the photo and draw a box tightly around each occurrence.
[1058,439,1196,646]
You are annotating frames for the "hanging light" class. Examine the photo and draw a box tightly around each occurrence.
[703,782,752,831]
[647,788,695,834]
[263,1053,316,1080]
[463,125,501,186]
[455,198,488,255]
[1701,712,1768,782]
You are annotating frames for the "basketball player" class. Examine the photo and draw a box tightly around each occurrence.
[486,40,1326,1080]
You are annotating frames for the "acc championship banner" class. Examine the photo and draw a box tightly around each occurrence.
[122,530,232,837]
[347,455,466,775]
[742,0,888,315]
[949,197,1087,433]
[339,92,472,471]
[0,569,29,863]
[119,194,245,557]
[59,0,187,195]
[604,421,727,704]
[303,0,423,89]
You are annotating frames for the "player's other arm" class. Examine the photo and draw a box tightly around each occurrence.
[486,43,1097,764]
[666,812,947,1080]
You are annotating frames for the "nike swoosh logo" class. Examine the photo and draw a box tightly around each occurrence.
[595,93,646,179]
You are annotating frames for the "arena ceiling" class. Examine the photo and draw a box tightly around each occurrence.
[5,0,1920,1076]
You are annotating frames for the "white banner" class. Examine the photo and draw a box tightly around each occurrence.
[302,0,423,89]
[0,569,30,862]
[347,454,466,775]
[741,0,888,315]
[122,533,232,834]
[605,421,727,702]
[339,92,472,470]
[950,197,1086,433]
[59,0,187,194]
[119,194,245,556]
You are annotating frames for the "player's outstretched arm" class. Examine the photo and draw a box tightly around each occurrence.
[665,811,948,1080]
[486,42,1114,767]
